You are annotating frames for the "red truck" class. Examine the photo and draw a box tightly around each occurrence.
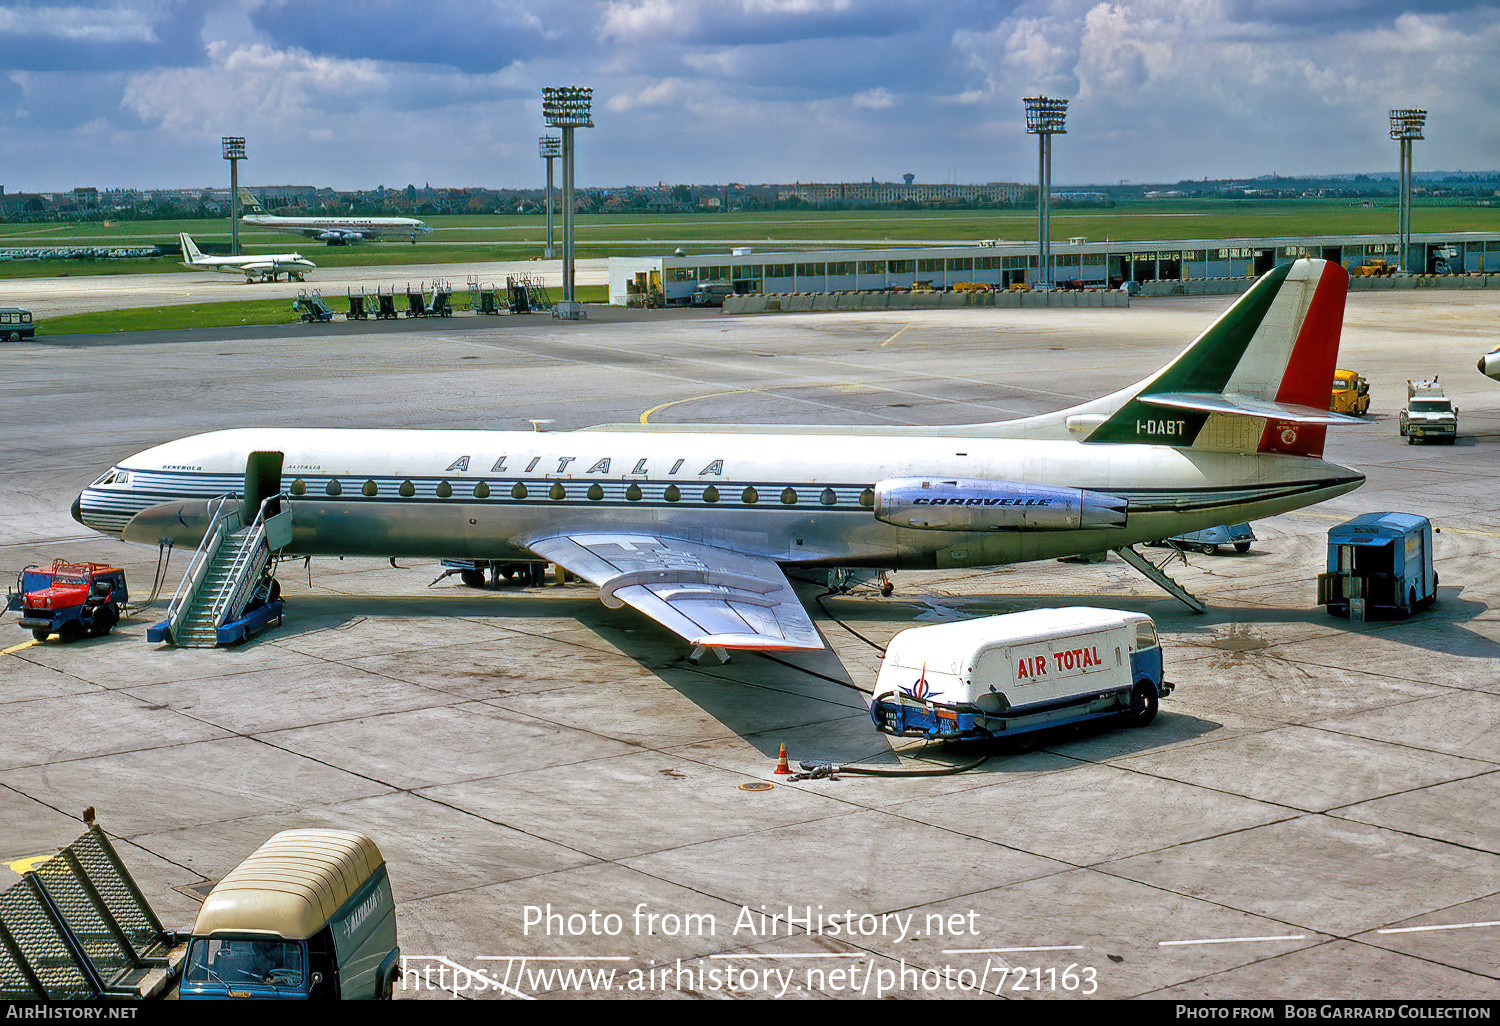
[10,561,128,642]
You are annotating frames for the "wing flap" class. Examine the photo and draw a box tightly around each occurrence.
[527,533,823,652]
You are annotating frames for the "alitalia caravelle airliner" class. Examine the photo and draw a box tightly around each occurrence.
[75,258,1364,656]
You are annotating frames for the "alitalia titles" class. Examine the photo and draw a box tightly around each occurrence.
[442,456,726,477]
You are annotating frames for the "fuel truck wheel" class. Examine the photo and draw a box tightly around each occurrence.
[1234,542,1251,553]
[1127,681,1159,727]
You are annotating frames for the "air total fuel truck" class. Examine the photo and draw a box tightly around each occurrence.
[870,607,1169,740]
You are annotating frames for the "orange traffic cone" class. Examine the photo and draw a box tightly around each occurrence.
[773,743,791,775]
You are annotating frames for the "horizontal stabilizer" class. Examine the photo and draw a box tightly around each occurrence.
[1140,392,1362,425]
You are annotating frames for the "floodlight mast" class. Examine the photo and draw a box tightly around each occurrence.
[542,87,593,304]
[222,136,246,256]
[1389,109,1425,273]
[540,135,561,259]
[1023,96,1067,288]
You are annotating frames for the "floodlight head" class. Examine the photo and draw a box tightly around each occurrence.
[1389,108,1426,140]
[1023,95,1068,135]
[221,136,246,160]
[539,135,561,158]
[542,87,593,128]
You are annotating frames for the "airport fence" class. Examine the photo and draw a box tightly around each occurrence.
[724,289,1129,314]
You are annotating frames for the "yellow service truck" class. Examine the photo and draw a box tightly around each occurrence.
[1330,368,1370,416]
[179,830,399,1000]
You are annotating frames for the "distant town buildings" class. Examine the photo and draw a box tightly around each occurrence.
[1,171,1496,221]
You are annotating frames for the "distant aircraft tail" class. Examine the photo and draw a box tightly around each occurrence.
[179,233,203,264]
[1055,258,1353,457]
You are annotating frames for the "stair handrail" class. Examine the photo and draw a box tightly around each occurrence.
[160,494,240,634]
[209,493,290,630]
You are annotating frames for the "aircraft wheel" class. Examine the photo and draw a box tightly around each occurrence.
[880,581,894,597]
[1234,542,1251,553]
[1126,681,1159,727]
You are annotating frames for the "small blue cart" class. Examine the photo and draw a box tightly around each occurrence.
[1318,512,1436,620]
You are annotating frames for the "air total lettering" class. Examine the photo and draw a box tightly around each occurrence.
[1015,645,1103,682]
[442,456,726,476]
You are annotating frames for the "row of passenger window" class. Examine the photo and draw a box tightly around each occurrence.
[290,477,876,507]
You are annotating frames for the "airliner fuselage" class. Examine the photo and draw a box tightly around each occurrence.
[77,426,1362,569]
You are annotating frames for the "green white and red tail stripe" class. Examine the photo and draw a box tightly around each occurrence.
[1084,259,1351,457]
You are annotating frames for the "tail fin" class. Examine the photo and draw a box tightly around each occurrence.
[1077,258,1352,457]
[179,233,203,264]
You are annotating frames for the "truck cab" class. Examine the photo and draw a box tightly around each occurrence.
[1400,379,1458,444]
[0,307,35,342]
[1331,368,1370,416]
[690,282,735,307]
[180,829,399,1001]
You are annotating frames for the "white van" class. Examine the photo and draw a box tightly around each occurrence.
[870,607,1169,740]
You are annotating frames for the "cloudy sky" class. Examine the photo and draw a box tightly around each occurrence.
[2,0,1496,192]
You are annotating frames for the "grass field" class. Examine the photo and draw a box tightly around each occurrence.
[2,201,1497,280]
[36,285,611,335]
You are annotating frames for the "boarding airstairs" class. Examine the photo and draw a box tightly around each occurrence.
[148,492,290,647]
[1113,544,1207,614]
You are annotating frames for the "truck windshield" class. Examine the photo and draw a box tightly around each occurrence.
[1410,401,1452,413]
[185,937,305,989]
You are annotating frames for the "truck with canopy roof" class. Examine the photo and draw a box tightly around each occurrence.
[179,829,399,1000]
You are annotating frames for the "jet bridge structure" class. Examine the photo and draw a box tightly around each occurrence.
[0,822,180,1000]
[147,452,290,647]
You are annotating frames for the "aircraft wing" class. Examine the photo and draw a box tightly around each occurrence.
[526,533,824,652]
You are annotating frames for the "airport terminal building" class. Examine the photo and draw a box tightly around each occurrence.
[608,231,1500,305]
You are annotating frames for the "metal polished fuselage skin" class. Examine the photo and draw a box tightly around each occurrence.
[79,426,1364,570]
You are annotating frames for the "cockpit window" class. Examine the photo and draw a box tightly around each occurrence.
[89,469,129,487]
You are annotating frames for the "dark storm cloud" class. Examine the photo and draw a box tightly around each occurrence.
[245,0,578,72]
[0,0,207,71]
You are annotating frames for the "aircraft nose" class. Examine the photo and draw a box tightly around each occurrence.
[71,493,84,525]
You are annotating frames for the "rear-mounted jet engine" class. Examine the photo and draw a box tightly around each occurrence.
[873,478,1128,532]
